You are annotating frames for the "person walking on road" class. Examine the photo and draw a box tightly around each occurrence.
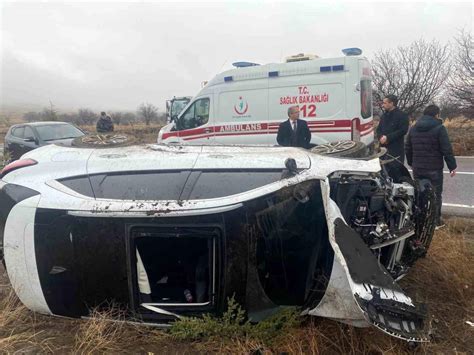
[96,112,114,133]
[277,106,312,149]
[405,104,457,229]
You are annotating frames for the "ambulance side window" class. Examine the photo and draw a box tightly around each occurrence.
[179,98,210,130]
[360,80,372,119]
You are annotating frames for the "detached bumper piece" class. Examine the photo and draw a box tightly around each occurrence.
[333,218,429,342]
[355,289,427,342]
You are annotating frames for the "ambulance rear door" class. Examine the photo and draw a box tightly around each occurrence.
[214,77,270,145]
[358,59,374,145]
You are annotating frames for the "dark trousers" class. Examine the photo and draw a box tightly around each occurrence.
[413,169,443,223]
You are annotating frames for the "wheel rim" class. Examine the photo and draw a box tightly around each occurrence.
[80,134,129,146]
[311,140,357,154]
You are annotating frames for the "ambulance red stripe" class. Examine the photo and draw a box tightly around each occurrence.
[162,118,373,140]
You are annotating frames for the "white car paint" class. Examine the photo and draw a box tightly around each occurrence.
[4,195,51,315]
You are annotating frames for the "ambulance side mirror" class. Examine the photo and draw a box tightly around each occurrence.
[171,121,177,131]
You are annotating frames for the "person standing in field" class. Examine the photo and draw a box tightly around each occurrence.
[405,104,457,229]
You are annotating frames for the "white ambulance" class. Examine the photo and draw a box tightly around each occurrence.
[158,49,374,147]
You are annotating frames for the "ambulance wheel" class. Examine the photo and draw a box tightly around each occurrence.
[310,140,367,158]
[72,133,136,148]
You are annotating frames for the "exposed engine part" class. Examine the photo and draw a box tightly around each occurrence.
[330,171,424,279]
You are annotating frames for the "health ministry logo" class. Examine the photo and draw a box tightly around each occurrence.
[233,96,249,115]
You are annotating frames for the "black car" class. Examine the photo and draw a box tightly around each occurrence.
[3,121,85,161]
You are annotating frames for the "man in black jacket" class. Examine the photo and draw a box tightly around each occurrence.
[376,95,409,163]
[277,106,311,148]
[406,104,457,229]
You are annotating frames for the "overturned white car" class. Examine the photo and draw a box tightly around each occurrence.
[0,143,435,342]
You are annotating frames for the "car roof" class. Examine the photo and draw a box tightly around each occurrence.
[7,121,76,134]
[26,121,73,126]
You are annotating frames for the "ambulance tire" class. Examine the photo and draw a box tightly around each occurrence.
[72,133,136,148]
[310,140,367,158]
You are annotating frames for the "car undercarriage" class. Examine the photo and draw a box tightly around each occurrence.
[0,144,436,343]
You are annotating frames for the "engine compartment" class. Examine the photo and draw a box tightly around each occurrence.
[330,170,436,280]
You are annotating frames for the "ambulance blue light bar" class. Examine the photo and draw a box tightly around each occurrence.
[320,66,331,72]
[268,71,279,77]
[232,61,260,68]
[332,65,344,71]
[342,48,362,56]
[224,76,233,82]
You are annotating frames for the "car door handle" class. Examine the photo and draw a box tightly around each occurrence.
[204,128,213,133]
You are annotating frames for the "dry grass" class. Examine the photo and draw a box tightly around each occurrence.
[0,217,473,354]
[74,307,129,354]
[443,116,474,156]
[78,123,163,145]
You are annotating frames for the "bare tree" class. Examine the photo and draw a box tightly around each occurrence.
[77,108,98,125]
[42,100,58,121]
[372,39,451,116]
[137,103,158,125]
[447,29,473,117]
[23,111,41,122]
[122,112,137,125]
[111,111,122,126]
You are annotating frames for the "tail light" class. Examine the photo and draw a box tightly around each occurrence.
[0,159,37,178]
[351,118,361,142]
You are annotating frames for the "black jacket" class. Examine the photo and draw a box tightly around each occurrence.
[96,116,114,133]
[376,108,409,162]
[405,115,457,172]
[277,119,311,148]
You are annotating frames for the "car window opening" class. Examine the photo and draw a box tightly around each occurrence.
[132,227,217,308]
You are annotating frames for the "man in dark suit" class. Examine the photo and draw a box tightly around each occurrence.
[277,106,311,148]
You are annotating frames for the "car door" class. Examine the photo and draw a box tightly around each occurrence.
[6,126,25,160]
[21,126,40,155]
[174,97,215,144]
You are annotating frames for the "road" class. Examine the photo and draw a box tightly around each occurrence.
[0,143,472,216]
[431,157,474,217]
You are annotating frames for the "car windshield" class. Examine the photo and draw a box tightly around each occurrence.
[35,124,84,141]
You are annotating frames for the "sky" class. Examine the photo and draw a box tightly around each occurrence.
[0,0,472,113]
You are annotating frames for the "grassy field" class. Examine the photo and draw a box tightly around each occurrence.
[1,217,472,354]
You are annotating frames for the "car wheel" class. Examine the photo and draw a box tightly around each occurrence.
[71,134,136,148]
[310,140,367,158]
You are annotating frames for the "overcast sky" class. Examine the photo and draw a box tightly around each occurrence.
[0,1,472,113]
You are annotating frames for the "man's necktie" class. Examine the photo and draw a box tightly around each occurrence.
[292,121,296,131]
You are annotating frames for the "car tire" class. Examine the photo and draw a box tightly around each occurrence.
[71,133,136,148]
[310,140,367,158]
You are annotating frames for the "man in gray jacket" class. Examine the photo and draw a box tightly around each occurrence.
[405,104,457,229]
